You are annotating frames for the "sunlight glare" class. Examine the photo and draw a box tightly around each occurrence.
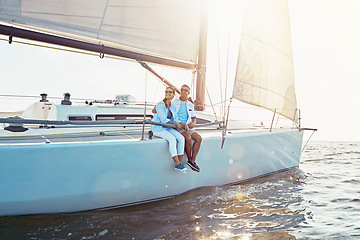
[215,230,232,238]
[239,233,252,240]
[235,192,244,201]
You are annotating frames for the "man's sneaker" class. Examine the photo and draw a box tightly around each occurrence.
[175,164,187,173]
[187,160,200,172]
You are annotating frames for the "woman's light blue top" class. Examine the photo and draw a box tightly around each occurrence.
[151,101,179,132]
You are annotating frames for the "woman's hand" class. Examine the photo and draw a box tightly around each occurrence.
[174,122,182,130]
[188,122,194,129]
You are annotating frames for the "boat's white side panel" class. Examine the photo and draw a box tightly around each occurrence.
[0,129,303,216]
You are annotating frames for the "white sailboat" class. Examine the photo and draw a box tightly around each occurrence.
[0,0,312,216]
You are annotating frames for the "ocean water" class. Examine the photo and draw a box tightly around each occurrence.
[0,141,359,239]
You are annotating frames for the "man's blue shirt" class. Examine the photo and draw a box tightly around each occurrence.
[178,100,188,124]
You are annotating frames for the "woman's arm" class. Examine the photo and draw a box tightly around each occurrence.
[170,105,182,129]
[155,102,171,124]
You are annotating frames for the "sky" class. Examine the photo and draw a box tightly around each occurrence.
[289,0,360,141]
[1,0,360,142]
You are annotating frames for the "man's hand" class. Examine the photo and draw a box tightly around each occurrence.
[188,119,196,129]
[180,122,189,132]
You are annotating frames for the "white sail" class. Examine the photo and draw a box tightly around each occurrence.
[232,0,297,121]
[0,0,202,64]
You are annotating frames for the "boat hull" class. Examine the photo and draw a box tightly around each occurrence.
[0,128,303,216]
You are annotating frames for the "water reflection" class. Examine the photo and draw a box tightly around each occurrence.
[196,169,306,239]
[0,169,306,239]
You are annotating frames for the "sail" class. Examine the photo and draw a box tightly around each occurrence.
[0,0,203,68]
[232,0,297,121]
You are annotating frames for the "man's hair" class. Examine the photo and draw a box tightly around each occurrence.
[181,85,193,103]
[182,84,190,90]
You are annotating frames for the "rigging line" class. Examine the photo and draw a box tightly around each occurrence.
[238,98,296,121]
[301,129,317,153]
[215,12,224,117]
[270,0,290,18]
[204,83,218,122]
[97,0,110,39]
[242,33,293,62]
[20,11,100,19]
[209,98,233,107]
[0,93,157,106]
[191,70,195,101]
[223,16,231,124]
[0,94,93,101]
[292,109,300,128]
[152,73,161,104]
[221,98,233,149]
[195,66,217,121]
[0,37,137,63]
[234,79,296,108]
[150,66,165,104]
[0,37,94,56]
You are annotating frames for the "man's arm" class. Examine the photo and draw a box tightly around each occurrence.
[188,118,196,129]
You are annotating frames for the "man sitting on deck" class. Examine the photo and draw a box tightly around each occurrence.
[173,84,202,172]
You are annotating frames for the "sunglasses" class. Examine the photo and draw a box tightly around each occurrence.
[180,88,189,92]
[165,91,174,94]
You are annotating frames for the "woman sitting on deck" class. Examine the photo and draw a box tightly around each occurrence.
[151,87,187,172]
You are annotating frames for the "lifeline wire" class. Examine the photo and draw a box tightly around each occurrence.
[141,69,148,140]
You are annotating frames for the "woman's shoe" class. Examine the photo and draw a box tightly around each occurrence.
[175,164,187,173]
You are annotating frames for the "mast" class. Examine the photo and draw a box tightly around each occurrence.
[194,4,208,111]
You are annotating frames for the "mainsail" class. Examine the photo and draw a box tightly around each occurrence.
[0,0,203,69]
[232,0,297,121]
